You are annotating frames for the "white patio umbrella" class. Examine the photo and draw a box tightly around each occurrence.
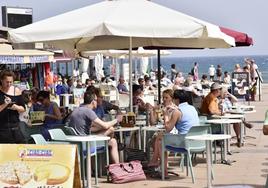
[9,0,235,111]
[81,48,171,58]
[81,49,128,59]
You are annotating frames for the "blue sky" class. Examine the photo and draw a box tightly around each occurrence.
[0,0,267,57]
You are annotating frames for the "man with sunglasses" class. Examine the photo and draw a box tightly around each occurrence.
[69,91,120,163]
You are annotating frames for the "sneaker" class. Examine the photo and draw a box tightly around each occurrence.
[244,122,253,129]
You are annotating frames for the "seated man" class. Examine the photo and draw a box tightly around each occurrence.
[86,86,119,114]
[149,90,199,177]
[200,82,222,116]
[92,87,119,136]
[200,82,223,136]
[69,91,119,164]
[117,76,129,94]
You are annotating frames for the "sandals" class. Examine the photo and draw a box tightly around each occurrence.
[244,122,253,129]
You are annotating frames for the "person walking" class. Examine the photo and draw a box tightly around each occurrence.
[216,64,222,81]
[192,62,199,81]
[208,65,216,81]
[170,64,177,82]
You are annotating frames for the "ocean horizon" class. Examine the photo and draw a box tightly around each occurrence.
[151,55,268,83]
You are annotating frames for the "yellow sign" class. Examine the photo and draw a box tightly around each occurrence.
[0,144,81,188]
[30,111,45,124]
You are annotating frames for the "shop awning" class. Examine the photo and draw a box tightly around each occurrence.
[0,44,54,64]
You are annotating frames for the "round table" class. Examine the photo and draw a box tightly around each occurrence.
[206,118,242,164]
[212,113,244,119]
[186,134,231,188]
[114,126,141,161]
[141,125,165,152]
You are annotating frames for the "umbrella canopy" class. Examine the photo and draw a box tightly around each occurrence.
[81,49,128,58]
[220,27,253,46]
[81,47,171,58]
[9,0,235,51]
[8,0,237,111]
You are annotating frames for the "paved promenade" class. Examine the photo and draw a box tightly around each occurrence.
[98,84,268,188]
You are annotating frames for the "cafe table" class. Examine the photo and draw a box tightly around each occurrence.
[114,126,141,161]
[206,118,242,164]
[186,134,231,188]
[56,135,110,188]
[141,124,165,152]
[212,113,245,146]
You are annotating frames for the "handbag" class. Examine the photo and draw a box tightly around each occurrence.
[125,148,147,163]
[107,160,146,183]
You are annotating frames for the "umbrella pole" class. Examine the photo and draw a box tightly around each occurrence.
[157,49,161,105]
[129,37,133,112]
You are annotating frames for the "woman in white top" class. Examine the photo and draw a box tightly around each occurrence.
[148,89,180,177]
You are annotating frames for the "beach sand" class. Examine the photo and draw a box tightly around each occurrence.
[96,84,268,188]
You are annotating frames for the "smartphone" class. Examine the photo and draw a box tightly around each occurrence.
[7,102,15,107]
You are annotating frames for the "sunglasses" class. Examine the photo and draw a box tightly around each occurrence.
[37,98,44,102]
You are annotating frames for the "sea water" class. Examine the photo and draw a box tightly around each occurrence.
[151,55,268,83]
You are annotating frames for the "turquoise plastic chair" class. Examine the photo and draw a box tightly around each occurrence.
[161,125,210,183]
[31,134,68,145]
[48,128,100,185]
[64,126,78,135]
[31,134,48,145]
[63,126,108,177]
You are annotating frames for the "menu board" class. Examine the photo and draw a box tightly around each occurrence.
[0,144,81,188]
[231,72,250,98]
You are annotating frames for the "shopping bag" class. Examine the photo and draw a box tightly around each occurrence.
[107,160,146,183]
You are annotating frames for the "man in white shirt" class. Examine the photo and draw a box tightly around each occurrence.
[208,65,216,81]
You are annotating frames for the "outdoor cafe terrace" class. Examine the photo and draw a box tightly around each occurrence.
[94,84,268,188]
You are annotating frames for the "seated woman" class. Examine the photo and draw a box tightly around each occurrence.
[201,74,210,89]
[133,84,157,125]
[172,77,183,90]
[149,89,199,177]
[36,90,62,140]
[220,87,253,147]
[182,77,202,97]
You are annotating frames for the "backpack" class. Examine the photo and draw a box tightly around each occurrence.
[191,67,195,75]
